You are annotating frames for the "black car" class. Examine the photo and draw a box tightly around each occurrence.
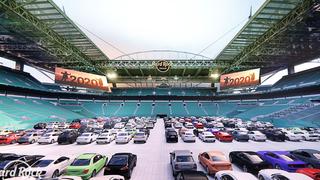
[175,171,208,180]
[229,151,270,174]
[33,123,47,129]
[104,153,137,179]
[0,154,44,178]
[232,131,249,142]
[290,149,320,168]
[262,129,285,141]
[193,128,204,137]
[165,122,173,128]
[57,130,78,144]
[166,131,178,143]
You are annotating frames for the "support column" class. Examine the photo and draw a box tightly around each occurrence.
[15,61,24,71]
[287,65,295,75]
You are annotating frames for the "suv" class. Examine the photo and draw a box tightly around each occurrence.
[170,150,197,176]
[166,131,178,143]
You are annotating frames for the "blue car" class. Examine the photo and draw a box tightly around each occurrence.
[257,151,307,172]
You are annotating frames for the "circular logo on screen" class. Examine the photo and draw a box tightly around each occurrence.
[156,60,171,72]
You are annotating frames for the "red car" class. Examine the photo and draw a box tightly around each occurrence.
[69,122,81,129]
[296,168,320,180]
[0,133,20,144]
[215,132,233,142]
[194,123,204,129]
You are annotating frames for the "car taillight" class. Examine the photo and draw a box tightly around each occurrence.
[120,165,129,170]
[83,169,89,174]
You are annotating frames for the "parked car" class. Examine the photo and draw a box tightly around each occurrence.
[57,130,78,145]
[199,131,216,142]
[258,169,312,180]
[27,155,72,178]
[145,122,154,129]
[47,122,59,129]
[232,130,249,142]
[262,129,285,142]
[295,131,319,141]
[198,151,232,175]
[96,132,115,144]
[33,123,47,129]
[229,151,270,174]
[215,132,233,142]
[257,151,307,172]
[170,150,197,176]
[0,129,13,136]
[290,149,320,168]
[133,132,148,143]
[115,132,132,144]
[76,132,98,144]
[69,122,81,129]
[91,175,125,180]
[215,170,258,180]
[184,123,194,129]
[104,153,137,179]
[65,153,107,180]
[248,131,266,141]
[38,132,61,144]
[0,133,20,144]
[181,131,196,142]
[17,132,39,144]
[174,122,183,129]
[166,131,178,143]
[296,168,320,180]
[283,131,303,141]
[175,171,208,180]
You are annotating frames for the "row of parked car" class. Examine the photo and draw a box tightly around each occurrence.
[0,117,156,145]
[169,149,320,180]
[0,152,137,180]
[164,117,320,143]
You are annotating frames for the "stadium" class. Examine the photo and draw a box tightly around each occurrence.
[0,0,319,180]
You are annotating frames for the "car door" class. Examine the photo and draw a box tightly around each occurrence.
[54,156,71,170]
[265,152,279,167]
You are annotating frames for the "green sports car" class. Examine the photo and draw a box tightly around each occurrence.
[65,153,107,179]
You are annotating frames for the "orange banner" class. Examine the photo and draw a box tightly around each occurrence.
[220,68,260,89]
[55,67,111,92]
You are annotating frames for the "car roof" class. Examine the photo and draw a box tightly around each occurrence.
[217,170,257,180]
[207,151,225,157]
[113,153,132,156]
[174,150,192,155]
[296,149,319,153]
[77,153,97,159]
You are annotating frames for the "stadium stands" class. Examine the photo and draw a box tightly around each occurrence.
[0,66,47,91]
[109,88,213,96]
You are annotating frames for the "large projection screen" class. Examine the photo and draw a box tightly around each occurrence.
[220,68,260,89]
[55,67,111,92]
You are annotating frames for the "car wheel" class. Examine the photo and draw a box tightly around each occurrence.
[302,136,306,141]
[229,155,233,163]
[52,170,59,178]
[51,139,54,144]
[243,165,248,172]
[91,170,97,178]
[206,166,210,175]
[11,140,16,144]
[307,164,314,168]
[31,139,35,144]
[275,164,281,169]
[258,175,265,180]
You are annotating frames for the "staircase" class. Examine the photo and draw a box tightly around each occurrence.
[261,103,315,120]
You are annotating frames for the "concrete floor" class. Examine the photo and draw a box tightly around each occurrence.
[1,119,319,180]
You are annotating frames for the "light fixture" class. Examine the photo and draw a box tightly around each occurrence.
[210,73,220,79]
[106,72,117,79]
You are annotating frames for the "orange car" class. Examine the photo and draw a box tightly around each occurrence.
[198,151,232,175]
[215,132,233,142]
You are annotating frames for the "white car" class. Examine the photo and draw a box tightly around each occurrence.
[47,122,59,129]
[258,169,312,180]
[58,122,69,129]
[115,132,132,144]
[26,156,73,178]
[0,130,12,135]
[174,122,183,129]
[283,131,303,141]
[133,132,148,143]
[181,131,196,142]
[294,131,319,141]
[114,123,125,129]
[199,131,216,142]
[215,170,258,180]
[248,131,267,141]
[96,132,115,144]
[146,122,154,129]
[76,133,98,144]
[184,123,194,129]
[38,132,61,144]
[90,175,125,180]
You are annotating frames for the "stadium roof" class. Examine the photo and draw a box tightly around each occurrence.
[0,0,320,84]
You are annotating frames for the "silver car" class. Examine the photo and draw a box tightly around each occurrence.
[170,150,197,176]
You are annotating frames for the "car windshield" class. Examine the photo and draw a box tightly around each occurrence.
[108,156,128,165]
[71,159,90,166]
[176,156,193,162]
[43,134,51,137]
[244,153,263,163]
[118,133,127,136]
[211,156,227,161]
[32,160,53,167]
[82,134,90,137]
[136,133,144,136]
[279,155,295,161]
[313,153,320,159]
